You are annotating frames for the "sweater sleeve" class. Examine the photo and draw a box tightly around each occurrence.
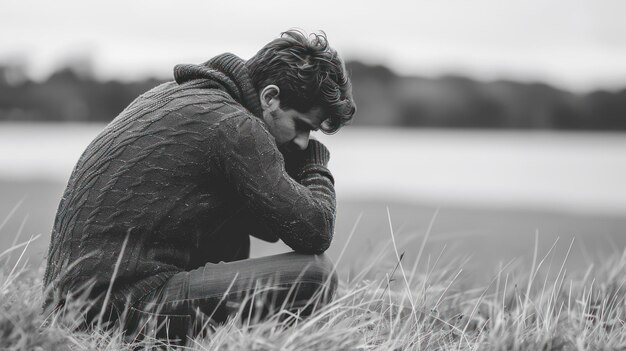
[213,111,336,254]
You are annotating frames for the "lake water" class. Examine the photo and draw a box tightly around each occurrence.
[1,123,625,276]
[3,123,626,215]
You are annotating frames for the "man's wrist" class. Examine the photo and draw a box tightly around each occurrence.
[302,139,330,166]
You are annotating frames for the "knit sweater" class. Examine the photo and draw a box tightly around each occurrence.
[42,53,336,321]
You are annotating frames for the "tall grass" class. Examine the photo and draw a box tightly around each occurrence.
[1,212,625,350]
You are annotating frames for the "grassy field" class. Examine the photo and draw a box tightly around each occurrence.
[1,178,626,349]
[1,221,625,350]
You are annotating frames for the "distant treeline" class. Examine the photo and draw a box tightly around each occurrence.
[1,62,625,130]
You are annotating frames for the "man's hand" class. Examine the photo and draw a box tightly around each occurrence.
[281,137,330,180]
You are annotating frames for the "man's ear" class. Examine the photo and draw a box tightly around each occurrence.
[260,85,280,110]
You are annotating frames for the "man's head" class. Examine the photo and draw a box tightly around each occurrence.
[246,30,356,150]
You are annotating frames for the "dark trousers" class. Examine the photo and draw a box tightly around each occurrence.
[126,252,338,341]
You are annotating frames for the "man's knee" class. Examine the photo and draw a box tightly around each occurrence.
[315,254,338,301]
[313,253,337,285]
[290,253,338,300]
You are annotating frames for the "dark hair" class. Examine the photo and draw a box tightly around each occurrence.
[246,30,356,134]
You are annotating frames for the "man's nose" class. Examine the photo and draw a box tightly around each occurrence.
[293,131,310,150]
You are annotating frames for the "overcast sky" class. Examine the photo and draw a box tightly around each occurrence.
[2,0,626,92]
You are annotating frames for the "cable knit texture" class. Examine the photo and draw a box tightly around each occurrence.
[42,53,336,323]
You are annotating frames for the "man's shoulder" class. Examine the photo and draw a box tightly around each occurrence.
[168,82,258,120]
[104,82,256,136]
[165,81,233,106]
[133,80,236,106]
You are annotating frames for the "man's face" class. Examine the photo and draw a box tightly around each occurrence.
[260,86,326,151]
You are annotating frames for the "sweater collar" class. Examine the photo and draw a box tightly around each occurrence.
[173,53,262,118]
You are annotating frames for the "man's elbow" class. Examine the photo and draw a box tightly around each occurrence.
[309,214,334,254]
[287,208,335,254]
[295,241,330,255]
[290,229,333,255]
[309,233,332,254]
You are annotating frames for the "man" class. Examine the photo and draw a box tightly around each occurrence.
[42,30,356,339]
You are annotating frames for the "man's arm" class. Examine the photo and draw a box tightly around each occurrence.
[232,207,279,243]
[213,110,336,254]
